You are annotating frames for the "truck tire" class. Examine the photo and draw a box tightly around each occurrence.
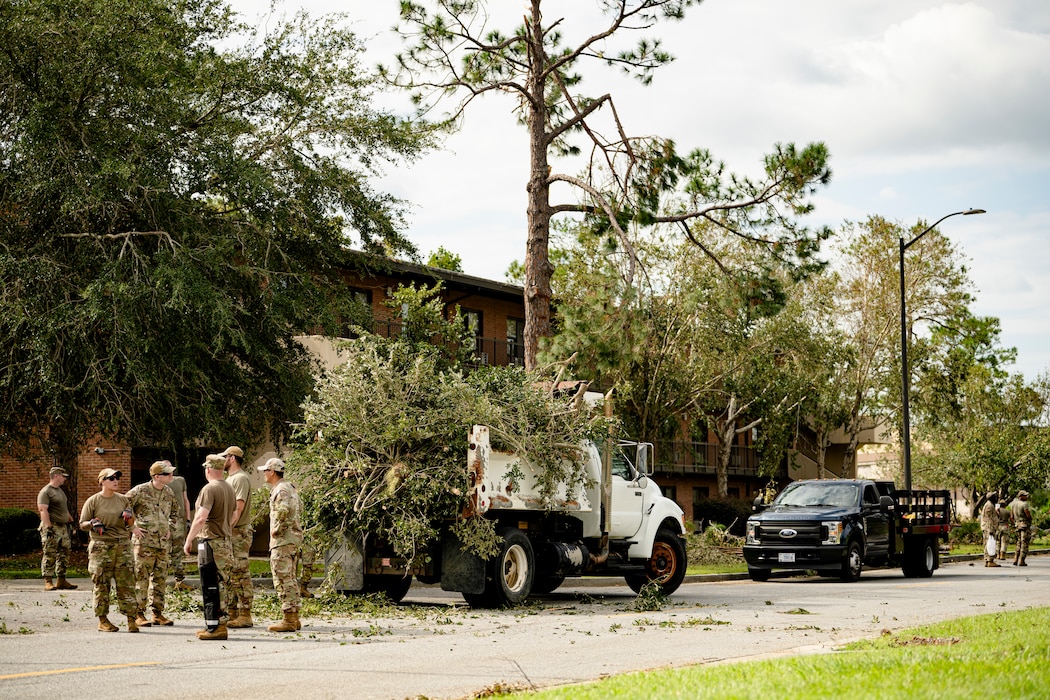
[840,540,863,582]
[625,528,687,595]
[363,574,413,603]
[748,568,771,582]
[463,528,535,608]
[902,537,936,578]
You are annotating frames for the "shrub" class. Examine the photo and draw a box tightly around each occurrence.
[0,508,41,554]
[949,518,982,547]
[692,497,753,537]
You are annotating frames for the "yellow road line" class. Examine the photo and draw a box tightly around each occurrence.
[0,661,159,681]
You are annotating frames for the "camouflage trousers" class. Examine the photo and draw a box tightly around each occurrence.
[169,519,188,581]
[39,525,72,578]
[87,539,137,617]
[228,525,254,612]
[1014,527,1032,562]
[271,544,301,613]
[197,538,232,628]
[297,540,317,588]
[996,527,1011,558]
[133,542,170,616]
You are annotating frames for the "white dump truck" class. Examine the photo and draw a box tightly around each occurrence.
[329,424,688,607]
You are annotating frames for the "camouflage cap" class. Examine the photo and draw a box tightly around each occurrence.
[202,454,225,470]
[1018,490,1030,498]
[218,446,244,458]
[97,468,122,484]
[49,466,69,477]
[258,457,285,473]
[149,461,175,476]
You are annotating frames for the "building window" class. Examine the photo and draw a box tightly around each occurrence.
[507,317,525,365]
[341,287,374,337]
[661,485,677,501]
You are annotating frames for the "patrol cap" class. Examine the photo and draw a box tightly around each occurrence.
[1019,490,1030,498]
[49,466,69,477]
[97,468,122,484]
[218,446,244,458]
[258,458,285,473]
[149,461,175,476]
[202,454,225,470]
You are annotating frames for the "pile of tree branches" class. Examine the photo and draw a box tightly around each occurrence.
[286,333,608,563]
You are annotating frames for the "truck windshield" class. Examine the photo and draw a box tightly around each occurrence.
[775,482,858,508]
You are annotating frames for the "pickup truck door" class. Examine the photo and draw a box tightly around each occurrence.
[609,450,645,538]
[861,484,890,556]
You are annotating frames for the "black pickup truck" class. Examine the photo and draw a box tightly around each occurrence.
[743,479,952,582]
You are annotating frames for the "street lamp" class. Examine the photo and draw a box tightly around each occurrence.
[899,208,985,489]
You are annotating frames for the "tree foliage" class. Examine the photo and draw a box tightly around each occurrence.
[386,0,831,369]
[0,0,428,495]
[286,330,608,564]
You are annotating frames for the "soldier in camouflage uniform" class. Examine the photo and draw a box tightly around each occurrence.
[259,458,303,632]
[126,461,179,627]
[167,462,193,591]
[37,466,77,591]
[996,497,1013,560]
[79,468,140,633]
[221,446,255,628]
[1009,490,1033,566]
[185,454,236,640]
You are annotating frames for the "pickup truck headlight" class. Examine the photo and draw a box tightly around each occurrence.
[746,521,759,545]
[822,521,844,545]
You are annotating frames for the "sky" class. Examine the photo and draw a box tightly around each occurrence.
[230,1,1050,380]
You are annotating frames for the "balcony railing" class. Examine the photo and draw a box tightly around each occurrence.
[653,440,781,478]
[367,319,524,367]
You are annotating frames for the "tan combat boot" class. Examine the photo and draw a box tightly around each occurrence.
[267,611,298,633]
[55,577,78,590]
[152,613,174,626]
[126,615,140,633]
[135,613,153,628]
[299,582,314,599]
[44,577,55,591]
[98,616,118,632]
[197,624,228,640]
[227,607,254,628]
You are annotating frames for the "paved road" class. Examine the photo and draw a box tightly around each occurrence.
[1,555,1047,699]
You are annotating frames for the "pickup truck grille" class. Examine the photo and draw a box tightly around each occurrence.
[754,521,823,546]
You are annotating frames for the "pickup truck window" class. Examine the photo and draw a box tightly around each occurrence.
[775,482,858,508]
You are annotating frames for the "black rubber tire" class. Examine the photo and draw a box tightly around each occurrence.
[840,540,863,582]
[902,538,936,578]
[532,574,566,595]
[625,528,688,595]
[363,574,413,603]
[464,528,535,608]
[748,568,771,582]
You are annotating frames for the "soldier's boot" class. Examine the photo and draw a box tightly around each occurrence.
[268,611,299,633]
[1018,557,1027,566]
[986,560,1000,567]
[227,607,254,628]
[296,611,302,630]
[98,616,119,632]
[43,577,55,591]
[299,582,314,599]
[135,613,153,628]
[172,580,194,592]
[197,624,227,640]
[152,613,174,626]
[126,615,140,633]
[55,577,78,590]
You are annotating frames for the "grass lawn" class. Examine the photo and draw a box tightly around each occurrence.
[497,606,1050,699]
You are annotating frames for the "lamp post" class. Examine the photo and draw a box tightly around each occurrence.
[899,208,985,489]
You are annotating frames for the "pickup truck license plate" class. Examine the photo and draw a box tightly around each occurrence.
[778,553,795,563]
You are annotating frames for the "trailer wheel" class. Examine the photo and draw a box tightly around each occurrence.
[902,538,936,578]
[625,528,687,595]
[464,528,535,608]
[840,540,863,582]
[363,574,413,603]
[748,568,771,582]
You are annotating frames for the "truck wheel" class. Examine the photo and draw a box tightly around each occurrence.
[840,540,863,582]
[464,528,535,608]
[625,528,687,595]
[363,574,413,603]
[748,568,771,582]
[902,538,936,578]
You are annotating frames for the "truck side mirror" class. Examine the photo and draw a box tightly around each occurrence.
[879,495,895,511]
[753,495,767,512]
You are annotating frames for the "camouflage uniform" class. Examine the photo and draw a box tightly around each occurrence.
[996,503,1013,560]
[80,492,138,618]
[168,474,190,584]
[226,469,254,616]
[297,536,317,594]
[269,479,304,613]
[126,480,178,618]
[37,483,73,579]
[1009,492,1033,565]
